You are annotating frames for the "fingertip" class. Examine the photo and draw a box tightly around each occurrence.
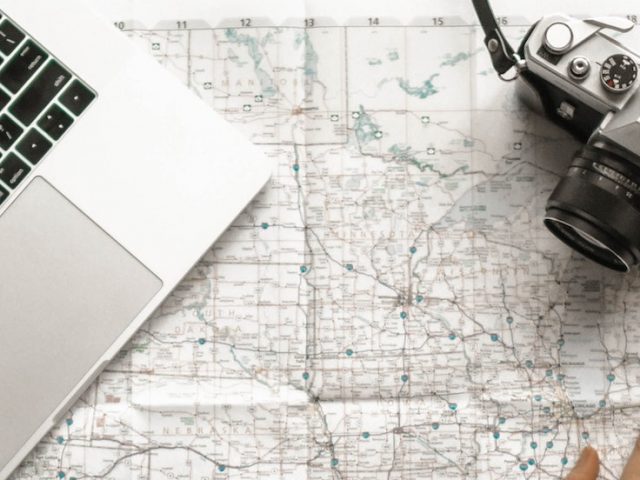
[566,446,600,479]
[621,436,640,479]
[581,446,600,465]
[584,445,600,463]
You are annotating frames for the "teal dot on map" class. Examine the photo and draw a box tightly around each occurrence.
[547,441,554,449]
[528,458,535,466]
[66,418,73,426]
[302,372,310,380]
[607,373,615,382]
[506,316,514,324]
[525,360,534,368]
[543,426,550,434]
[292,164,300,172]
[410,246,417,254]
[543,406,551,414]
[599,399,606,408]
[557,374,565,381]
[449,403,457,411]
[416,295,424,303]
[493,432,500,439]
[346,263,354,271]
[218,465,226,472]
[56,436,64,444]
[374,130,383,139]
[561,457,568,465]
[331,458,339,467]
[432,422,440,430]
[400,311,407,319]
[534,395,542,402]
[362,432,370,439]
[498,417,506,425]
[401,374,409,383]
[490,334,498,342]
[261,222,269,230]
[198,338,206,345]
[558,338,565,347]
[582,432,589,440]
[546,369,553,377]
[57,473,65,479]
[449,333,456,341]
[530,441,537,450]
[346,349,354,357]
[519,463,528,472]
[300,265,308,273]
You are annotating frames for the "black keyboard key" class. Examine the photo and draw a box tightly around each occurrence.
[16,129,51,164]
[0,114,23,150]
[0,40,48,93]
[60,79,95,115]
[0,183,8,206]
[9,61,71,125]
[0,153,30,188]
[0,88,9,110]
[0,20,25,56]
[37,104,73,140]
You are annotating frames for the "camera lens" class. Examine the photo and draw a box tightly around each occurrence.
[544,145,640,272]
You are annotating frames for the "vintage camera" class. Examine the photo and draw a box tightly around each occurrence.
[474,0,640,272]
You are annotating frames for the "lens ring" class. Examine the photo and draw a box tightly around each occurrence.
[544,145,640,271]
[544,214,631,272]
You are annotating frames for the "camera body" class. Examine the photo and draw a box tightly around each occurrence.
[475,1,640,272]
[519,15,639,147]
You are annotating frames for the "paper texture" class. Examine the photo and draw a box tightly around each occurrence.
[14,1,640,478]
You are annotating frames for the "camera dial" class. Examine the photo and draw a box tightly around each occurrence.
[601,54,638,93]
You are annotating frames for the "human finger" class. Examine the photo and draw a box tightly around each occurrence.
[565,446,599,480]
[622,437,640,480]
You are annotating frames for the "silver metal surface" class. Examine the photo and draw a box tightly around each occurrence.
[556,101,576,120]
[0,177,162,470]
[525,14,640,114]
[487,38,499,53]
[585,16,636,32]
[569,56,591,78]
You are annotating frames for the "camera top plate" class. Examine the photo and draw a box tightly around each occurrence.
[525,14,640,115]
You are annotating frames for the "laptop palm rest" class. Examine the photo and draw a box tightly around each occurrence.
[0,177,162,467]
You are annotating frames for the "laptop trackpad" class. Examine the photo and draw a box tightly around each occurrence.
[0,177,162,468]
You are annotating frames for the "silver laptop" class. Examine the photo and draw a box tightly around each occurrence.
[0,1,271,477]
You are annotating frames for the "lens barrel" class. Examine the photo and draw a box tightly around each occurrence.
[544,145,640,272]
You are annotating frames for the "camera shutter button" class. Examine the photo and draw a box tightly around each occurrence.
[544,22,574,54]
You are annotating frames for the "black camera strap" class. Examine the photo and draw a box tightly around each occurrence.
[472,0,518,75]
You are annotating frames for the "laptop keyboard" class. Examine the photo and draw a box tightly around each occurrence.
[0,13,96,207]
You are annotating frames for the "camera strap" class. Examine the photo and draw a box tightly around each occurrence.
[471,0,519,75]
